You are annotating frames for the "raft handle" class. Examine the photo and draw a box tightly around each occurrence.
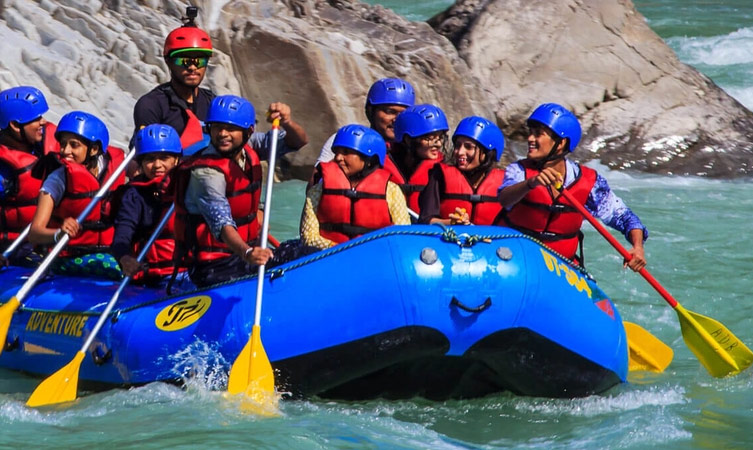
[91,347,112,366]
[450,296,492,313]
[4,336,18,352]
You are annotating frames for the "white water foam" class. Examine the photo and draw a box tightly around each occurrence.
[667,27,753,67]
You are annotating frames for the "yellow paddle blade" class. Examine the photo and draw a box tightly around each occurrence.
[27,351,85,407]
[226,325,278,415]
[0,297,21,357]
[675,304,753,377]
[227,337,252,394]
[624,321,673,372]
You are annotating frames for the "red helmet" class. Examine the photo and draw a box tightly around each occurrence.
[163,26,213,57]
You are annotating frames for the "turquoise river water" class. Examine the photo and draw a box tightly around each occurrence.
[3,1,753,448]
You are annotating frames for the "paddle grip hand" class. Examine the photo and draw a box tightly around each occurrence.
[244,246,274,266]
[118,255,147,278]
[624,244,647,272]
[58,217,81,240]
[266,102,291,125]
[449,208,470,225]
[530,167,563,190]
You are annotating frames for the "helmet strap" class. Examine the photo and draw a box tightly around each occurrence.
[349,157,379,183]
[216,130,250,159]
[533,137,567,170]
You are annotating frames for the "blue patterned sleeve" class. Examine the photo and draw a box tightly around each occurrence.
[499,162,525,192]
[498,162,526,210]
[189,168,236,240]
[585,173,648,242]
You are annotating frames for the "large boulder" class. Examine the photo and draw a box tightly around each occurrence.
[0,0,494,179]
[430,0,753,176]
[1,0,751,178]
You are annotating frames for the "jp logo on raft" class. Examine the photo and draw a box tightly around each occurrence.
[156,295,212,331]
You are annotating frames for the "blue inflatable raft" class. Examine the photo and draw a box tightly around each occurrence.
[0,225,628,399]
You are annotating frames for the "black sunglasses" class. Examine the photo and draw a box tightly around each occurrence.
[170,56,209,69]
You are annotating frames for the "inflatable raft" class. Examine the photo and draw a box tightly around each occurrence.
[0,225,627,399]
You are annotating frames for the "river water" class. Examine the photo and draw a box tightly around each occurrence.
[2,1,753,448]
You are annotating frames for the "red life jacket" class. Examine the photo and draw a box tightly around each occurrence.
[382,154,405,185]
[0,145,42,242]
[173,145,262,263]
[438,163,505,225]
[50,147,126,256]
[127,174,179,279]
[403,157,442,215]
[42,122,61,154]
[383,153,443,215]
[316,161,393,244]
[180,109,205,150]
[503,161,597,259]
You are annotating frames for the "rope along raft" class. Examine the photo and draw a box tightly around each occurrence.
[13,224,592,317]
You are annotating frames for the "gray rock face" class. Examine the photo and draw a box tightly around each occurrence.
[432,0,753,177]
[1,0,751,177]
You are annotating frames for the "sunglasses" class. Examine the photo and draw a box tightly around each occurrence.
[170,56,209,69]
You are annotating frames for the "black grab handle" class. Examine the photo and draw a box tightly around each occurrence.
[450,296,492,313]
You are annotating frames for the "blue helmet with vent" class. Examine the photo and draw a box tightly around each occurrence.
[134,124,182,157]
[527,103,581,152]
[452,116,505,161]
[56,111,109,151]
[0,86,49,130]
[332,124,387,166]
[206,95,255,129]
[366,78,415,107]
[393,104,449,143]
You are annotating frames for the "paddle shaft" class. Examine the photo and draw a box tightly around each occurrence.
[558,188,678,308]
[254,119,280,326]
[13,150,136,304]
[77,203,175,354]
[2,224,31,258]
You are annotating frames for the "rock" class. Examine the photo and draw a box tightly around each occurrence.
[1,0,751,177]
[433,0,753,176]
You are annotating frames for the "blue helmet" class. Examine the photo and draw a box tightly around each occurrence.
[206,95,255,129]
[393,104,449,143]
[527,103,581,152]
[452,116,505,161]
[366,78,415,107]
[332,124,387,166]
[55,111,109,151]
[0,86,49,130]
[134,124,182,158]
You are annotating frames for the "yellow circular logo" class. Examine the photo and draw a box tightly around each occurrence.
[155,295,212,331]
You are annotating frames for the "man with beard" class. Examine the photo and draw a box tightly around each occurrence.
[133,11,307,158]
[171,95,275,288]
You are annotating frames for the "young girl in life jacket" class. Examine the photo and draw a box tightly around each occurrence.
[28,111,126,279]
[386,104,448,217]
[111,124,182,286]
[301,124,411,249]
[418,116,506,226]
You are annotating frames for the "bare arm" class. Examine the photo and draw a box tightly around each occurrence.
[29,193,81,245]
[268,102,308,150]
[220,225,273,266]
[624,228,646,272]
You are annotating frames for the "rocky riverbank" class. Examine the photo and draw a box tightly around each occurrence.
[1,0,751,178]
